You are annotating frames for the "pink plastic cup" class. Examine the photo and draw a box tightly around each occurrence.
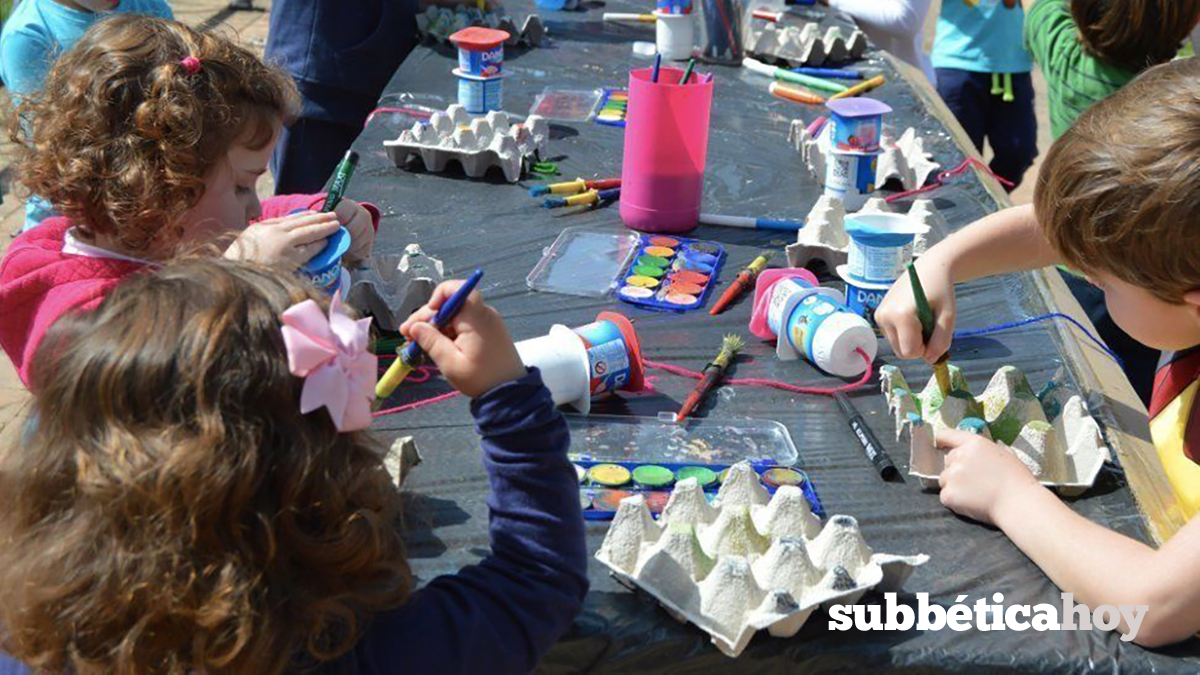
[619,66,714,234]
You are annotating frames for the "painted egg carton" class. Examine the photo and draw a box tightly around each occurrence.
[785,195,937,270]
[383,105,549,183]
[880,364,1110,495]
[788,121,940,192]
[745,22,868,67]
[596,461,928,657]
[415,6,546,47]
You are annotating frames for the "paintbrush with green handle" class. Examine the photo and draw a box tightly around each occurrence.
[907,262,952,396]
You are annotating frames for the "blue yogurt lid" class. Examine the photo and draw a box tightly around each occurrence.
[302,226,352,274]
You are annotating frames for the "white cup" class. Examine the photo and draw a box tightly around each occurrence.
[655,11,695,61]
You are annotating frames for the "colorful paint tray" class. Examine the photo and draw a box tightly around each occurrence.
[566,413,812,520]
[594,88,629,128]
[526,226,725,312]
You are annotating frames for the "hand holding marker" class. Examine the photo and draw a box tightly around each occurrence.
[376,269,485,399]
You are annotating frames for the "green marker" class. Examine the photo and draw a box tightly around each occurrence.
[321,150,360,213]
[775,68,848,94]
[679,58,696,85]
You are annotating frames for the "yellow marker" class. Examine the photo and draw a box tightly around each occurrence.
[829,74,887,100]
[376,349,416,400]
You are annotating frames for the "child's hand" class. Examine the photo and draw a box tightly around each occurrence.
[399,280,527,398]
[874,259,956,363]
[333,199,375,263]
[936,429,1042,525]
[225,211,341,268]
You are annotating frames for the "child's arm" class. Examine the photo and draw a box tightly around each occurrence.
[875,203,1062,362]
[938,429,1200,647]
[351,284,588,675]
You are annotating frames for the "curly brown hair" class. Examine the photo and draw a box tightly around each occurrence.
[0,260,411,673]
[9,14,299,254]
[1071,0,1200,72]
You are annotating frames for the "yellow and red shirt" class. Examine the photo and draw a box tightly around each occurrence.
[1149,347,1200,520]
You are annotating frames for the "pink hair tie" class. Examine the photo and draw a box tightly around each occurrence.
[180,56,202,75]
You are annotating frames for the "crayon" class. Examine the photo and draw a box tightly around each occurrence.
[829,74,886,100]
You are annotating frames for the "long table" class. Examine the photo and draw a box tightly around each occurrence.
[343,3,1199,670]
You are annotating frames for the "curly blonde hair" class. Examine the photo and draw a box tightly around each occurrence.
[0,260,410,673]
[9,14,299,253]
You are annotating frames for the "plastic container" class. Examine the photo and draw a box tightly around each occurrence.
[655,11,695,60]
[300,227,351,293]
[748,269,877,377]
[448,26,509,77]
[594,88,629,128]
[514,312,646,414]
[826,97,891,154]
[529,87,603,122]
[837,264,891,325]
[620,66,715,234]
[698,0,744,64]
[824,149,879,210]
[454,69,504,114]
[844,213,928,284]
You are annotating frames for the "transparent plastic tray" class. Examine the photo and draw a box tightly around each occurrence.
[529,87,604,122]
[565,413,800,467]
[526,226,640,298]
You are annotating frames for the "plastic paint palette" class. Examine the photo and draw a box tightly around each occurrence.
[529,87,604,122]
[595,88,629,128]
[526,227,724,312]
[616,234,726,312]
[575,459,823,521]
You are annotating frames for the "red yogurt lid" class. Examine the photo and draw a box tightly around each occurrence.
[449,26,510,51]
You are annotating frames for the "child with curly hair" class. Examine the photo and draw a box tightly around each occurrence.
[0,258,588,673]
[0,15,378,388]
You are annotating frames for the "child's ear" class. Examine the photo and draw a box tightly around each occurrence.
[1184,289,1200,321]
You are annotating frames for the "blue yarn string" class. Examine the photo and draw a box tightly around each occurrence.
[952,312,1124,368]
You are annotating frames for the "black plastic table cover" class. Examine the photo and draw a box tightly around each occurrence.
[340,2,1200,671]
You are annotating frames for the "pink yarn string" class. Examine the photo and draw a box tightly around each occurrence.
[371,349,874,418]
[884,157,1015,203]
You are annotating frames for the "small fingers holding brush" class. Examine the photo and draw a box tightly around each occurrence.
[876,260,957,363]
[400,281,528,398]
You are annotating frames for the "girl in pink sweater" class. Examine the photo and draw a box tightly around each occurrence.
[0,15,378,387]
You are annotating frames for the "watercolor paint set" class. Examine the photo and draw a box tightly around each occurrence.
[594,88,629,128]
[564,413,817,520]
[574,458,823,520]
[527,226,725,312]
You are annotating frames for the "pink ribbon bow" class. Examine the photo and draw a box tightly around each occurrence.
[280,293,377,432]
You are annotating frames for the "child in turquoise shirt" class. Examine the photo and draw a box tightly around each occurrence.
[931,0,1037,190]
[0,0,173,231]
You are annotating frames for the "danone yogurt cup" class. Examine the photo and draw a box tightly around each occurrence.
[301,226,352,293]
[826,97,892,154]
[454,69,505,114]
[449,26,510,78]
[844,213,929,284]
[837,264,892,325]
[824,150,879,211]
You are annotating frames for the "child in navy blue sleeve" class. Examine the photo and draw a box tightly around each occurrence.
[0,259,587,674]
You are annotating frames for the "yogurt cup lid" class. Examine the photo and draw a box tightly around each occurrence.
[826,97,892,118]
[448,26,510,51]
[302,226,352,273]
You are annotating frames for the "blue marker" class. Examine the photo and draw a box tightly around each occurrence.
[789,66,863,80]
[699,213,805,233]
[376,269,484,398]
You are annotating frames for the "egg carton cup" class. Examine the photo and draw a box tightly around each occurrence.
[745,22,868,67]
[345,245,443,332]
[383,105,549,183]
[416,6,546,47]
[880,364,1110,495]
[785,195,937,270]
[596,461,928,657]
[789,122,940,193]
[383,436,423,488]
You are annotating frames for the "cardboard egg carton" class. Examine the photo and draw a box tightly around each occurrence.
[415,6,546,47]
[596,462,927,657]
[788,121,940,192]
[383,105,549,183]
[880,365,1110,495]
[345,245,442,332]
[745,22,868,67]
[785,195,937,270]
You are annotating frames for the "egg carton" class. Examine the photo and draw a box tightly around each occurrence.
[416,6,546,47]
[383,105,549,183]
[880,365,1110,495]
[345,245,442,332]
[596,462,928,657]
[785,195,936,270]
[745,22,868,67]
[384,436,422,488]
[790,121,941,193]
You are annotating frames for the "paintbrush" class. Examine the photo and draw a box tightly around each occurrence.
[710,252,771,315]
[376,269,484,400]
[676,334,745,422]
[542,187,621,209]
[907,262,952,396]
